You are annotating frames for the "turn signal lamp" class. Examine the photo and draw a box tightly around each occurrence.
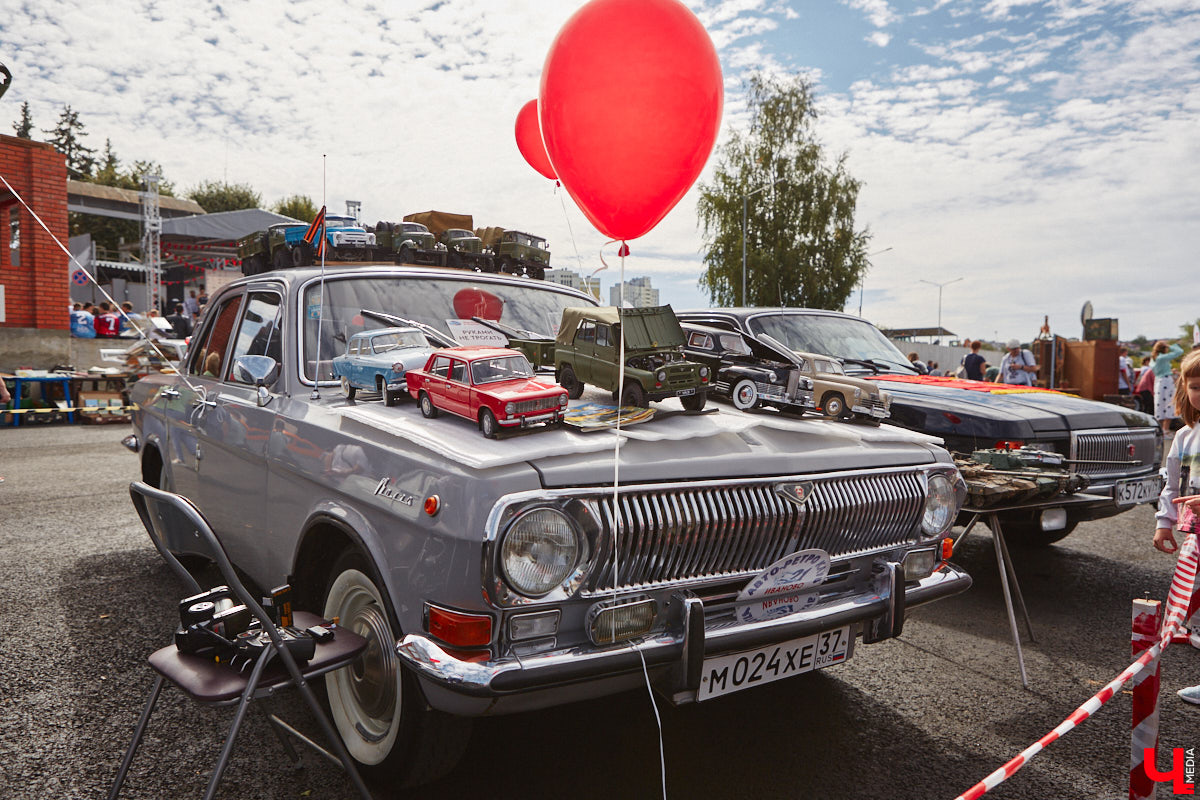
[427,604,492,648]
[424,495,440,516]
[942,537,954,561]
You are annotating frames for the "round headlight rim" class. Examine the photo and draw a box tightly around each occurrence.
[498,506,584,599]
[921,472,957,539]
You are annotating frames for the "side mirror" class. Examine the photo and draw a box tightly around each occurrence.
[232,355,280,406]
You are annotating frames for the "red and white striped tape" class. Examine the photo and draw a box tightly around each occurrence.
[952,533,1199,800]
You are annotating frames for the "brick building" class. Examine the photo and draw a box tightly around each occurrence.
[0,134,70,367]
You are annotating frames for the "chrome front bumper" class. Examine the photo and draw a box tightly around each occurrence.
[396,560,971,715]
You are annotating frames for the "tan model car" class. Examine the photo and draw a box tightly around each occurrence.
[794,351,891,421]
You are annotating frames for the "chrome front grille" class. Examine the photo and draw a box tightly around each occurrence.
[512,396,559,414]
[1071,428,1157,478]
[586,470,926,593]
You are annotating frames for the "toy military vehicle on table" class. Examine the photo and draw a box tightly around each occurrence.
[955,446,1091,510]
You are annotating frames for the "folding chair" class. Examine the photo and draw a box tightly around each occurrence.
[109,481,373,800]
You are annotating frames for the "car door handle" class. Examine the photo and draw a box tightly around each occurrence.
[160,388,180,399]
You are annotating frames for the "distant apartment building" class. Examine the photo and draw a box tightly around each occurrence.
[545,267,600,299]
[610,276,659,307]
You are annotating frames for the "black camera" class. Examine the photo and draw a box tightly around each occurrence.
[172,583,321,667]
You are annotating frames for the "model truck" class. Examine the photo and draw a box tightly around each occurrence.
[370,220,445,266]
[237,215,376,272]
[477,227,551,280]
[404,211,494,272]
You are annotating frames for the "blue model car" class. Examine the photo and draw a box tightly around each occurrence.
[332,326,435,405]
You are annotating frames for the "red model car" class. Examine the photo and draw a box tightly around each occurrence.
[406,346,569,438]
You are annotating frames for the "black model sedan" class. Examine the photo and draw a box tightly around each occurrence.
[680,322,816,413]
[677,307,1163,546]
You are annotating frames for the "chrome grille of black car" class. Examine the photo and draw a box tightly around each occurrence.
[512,396,559,414]
[1070,428,1157,478]
[585,470,926,593]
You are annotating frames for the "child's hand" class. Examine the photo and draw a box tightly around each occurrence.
[1172,495,1200,511]
[1154,527,1178,553]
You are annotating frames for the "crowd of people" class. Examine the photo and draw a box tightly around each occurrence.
[69,288,207,340]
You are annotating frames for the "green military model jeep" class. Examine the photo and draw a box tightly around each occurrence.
[555,305,709,410]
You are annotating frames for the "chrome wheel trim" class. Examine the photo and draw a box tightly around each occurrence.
[324,568,402,766]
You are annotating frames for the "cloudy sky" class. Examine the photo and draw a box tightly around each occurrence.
[2,0,1197,343]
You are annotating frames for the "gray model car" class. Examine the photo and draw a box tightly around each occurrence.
[126,265,972,789]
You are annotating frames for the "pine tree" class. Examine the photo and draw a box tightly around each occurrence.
[43,105,97,177]
[12,101,33,138]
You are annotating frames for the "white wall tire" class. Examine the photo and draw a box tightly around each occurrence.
[732,379,758,410]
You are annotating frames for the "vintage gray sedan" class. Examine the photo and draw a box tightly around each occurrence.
[127,265,972,788]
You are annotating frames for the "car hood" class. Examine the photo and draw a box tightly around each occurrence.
[336,402,948,488]
[479,378,563,398]
[866,374,1155,438]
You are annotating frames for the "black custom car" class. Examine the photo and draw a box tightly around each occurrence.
[680,322,816,413]
[678,307,1163,545]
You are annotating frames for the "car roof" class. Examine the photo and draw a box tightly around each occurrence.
[432,346,520,361]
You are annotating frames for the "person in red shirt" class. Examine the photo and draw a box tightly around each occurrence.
[94,302,120,337]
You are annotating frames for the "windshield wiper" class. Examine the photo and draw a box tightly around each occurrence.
[838,357,883,374]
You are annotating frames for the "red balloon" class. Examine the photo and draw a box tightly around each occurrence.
[539,0,723,241]
[514,99,557,181]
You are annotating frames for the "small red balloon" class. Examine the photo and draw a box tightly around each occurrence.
[539,0,723,241]
[514,99,557,181]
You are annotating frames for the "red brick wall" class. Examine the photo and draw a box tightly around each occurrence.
[0,134,69,330]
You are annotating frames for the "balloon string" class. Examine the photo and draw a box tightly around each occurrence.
[556,185,586,275]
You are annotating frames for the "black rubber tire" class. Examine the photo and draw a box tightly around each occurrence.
[681,390,707,412]
[620,381,647,408]
[384,387,399,407]
[446,252,462,269]
[397,245,414,265]
[292,244,313,267]
[272,248,290,270]
[822,392,847,419]
[419,391,439,418]
[479,408,499,439]
[341,376,356,401]
[321,549,472,788]
[558,365,584,399]
[731,379,758,410]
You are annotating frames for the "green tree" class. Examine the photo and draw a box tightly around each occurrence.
[12,101,33,138]
[43,104,96,177]
[186,180,261,213]
[273,194,319,222]
[697,74,871,308]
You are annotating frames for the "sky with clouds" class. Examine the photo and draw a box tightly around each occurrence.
[2,0,1197,343]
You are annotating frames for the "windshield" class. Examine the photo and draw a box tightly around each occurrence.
[446,229,473,240]
[748,313,913,372]
[370,330,427,353]
[401,223,428,234]
[470,355,534,385]
[325,216,357,229]
[303,274,592,381]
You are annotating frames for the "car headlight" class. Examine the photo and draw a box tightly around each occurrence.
[500,508,581,597]
[559,393,568,407]
[853,387,862,398]
[333,233,343,244]
[367,233,376,245]
[921,473,957,538]
[699,366,709,378]
[505,402,515,415]
[657,370,666,381]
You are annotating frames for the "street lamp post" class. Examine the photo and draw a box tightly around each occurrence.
[919,277,963,341]
[858,246,893,317]
[741,179,785,307]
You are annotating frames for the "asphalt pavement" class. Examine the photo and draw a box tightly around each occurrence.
[1,423,1196,800]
